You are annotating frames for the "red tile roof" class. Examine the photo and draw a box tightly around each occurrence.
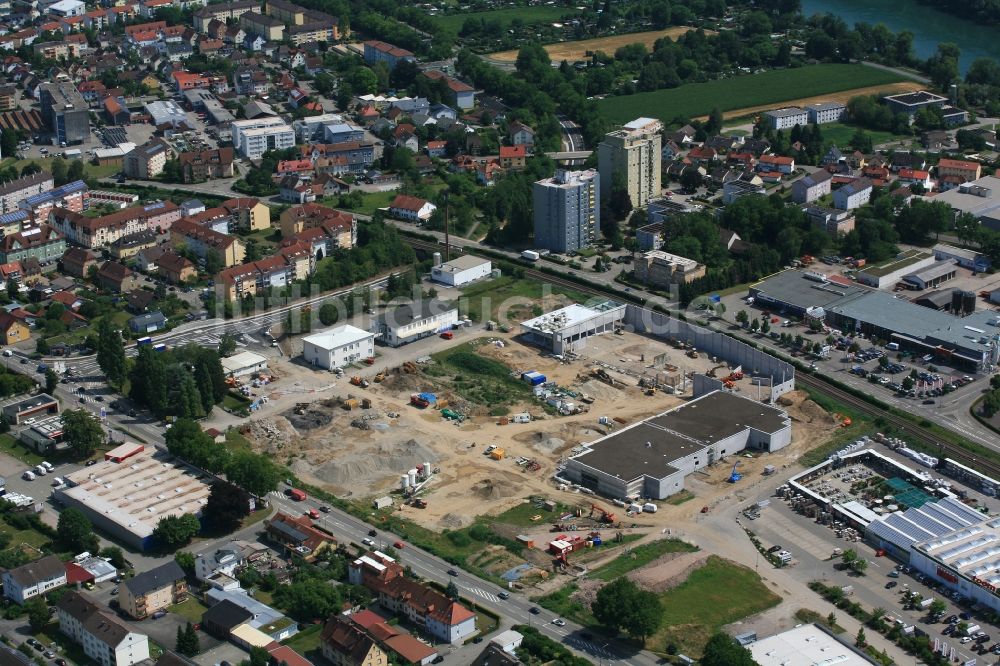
[499,145,526,158]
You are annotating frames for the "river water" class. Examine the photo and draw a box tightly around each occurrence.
[801,0,1000,74]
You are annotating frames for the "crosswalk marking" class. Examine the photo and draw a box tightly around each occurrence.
[466,587,500,603]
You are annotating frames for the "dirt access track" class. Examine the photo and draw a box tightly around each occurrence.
[488,26,710,63]
[696,81,925,121]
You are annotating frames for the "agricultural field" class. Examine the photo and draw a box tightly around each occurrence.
[488,26,705,63]
[597,64,909,125]
[431,6,578,33]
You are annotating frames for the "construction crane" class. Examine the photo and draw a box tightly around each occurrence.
[728,461,743,483]
[587,502,617,524]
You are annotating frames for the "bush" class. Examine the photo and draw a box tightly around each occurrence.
[445,530,472,547]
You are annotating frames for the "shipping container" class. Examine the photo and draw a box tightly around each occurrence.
[521,371,546,386]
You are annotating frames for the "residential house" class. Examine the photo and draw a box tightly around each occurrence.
[937,158,982,189]
[279,174,316,204]
[49,202,181,249]
[2,555,67,604]
[508,121,534,148]
[499,145,526,170]
[119,561,187,620]
[791,169,832,204]
[201,600,253,639]
[127,290,157,315]
[170,219,246,267]
[57,592,150,666]
[0,225,67,264]
[833,178,873,211]
[127,311,166,334]
[155,251,196,284]
[279,204,354,241]
[96,262,139,293]
[321,616,389,666]
[686,146,717,165]
[363,40,415,70]
[222,198,271,232]
[897,168,935,191]
[349,551,475,644]
[178,147,236,183]
[757,154,794,175]
[265,512,335,559]
[388,195,436,223]
[108,232,158,262]
[426,140,447,158]
[0,312,30,345]
[421,70,475,110]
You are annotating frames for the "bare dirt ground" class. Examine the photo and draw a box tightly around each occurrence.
[694,81,925,121]
[487,26,710,63]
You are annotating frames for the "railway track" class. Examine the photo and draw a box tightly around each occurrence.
[795,372,1000,479]
[409,237,1000,478]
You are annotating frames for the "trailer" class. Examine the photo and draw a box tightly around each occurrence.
[521,250,540,262]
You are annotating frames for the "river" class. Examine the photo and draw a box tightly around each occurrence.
[801,0,1000,74]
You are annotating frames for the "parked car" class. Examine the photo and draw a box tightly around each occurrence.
[151,611,166,620]
[498,591,510,600]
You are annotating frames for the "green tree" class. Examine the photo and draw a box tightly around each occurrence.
[57,507,100,553]
[929,598,947,617]
[225,450,281,497]
[50,158,67,186]
[161,158,183,183]
[247,647,269,666]
[44,368,58,395]
[61,409,104,459]
[67,160,85,182]
[96,319,126,387]
[204,248,223,277]
[25,598,50,633]
[175,551,195,575]
[855,627,866,647]
[318,302,340,326]
[446,580,459,600]
[700,632,758,666]
[203,482,251,534]
[176,622,199,657]
[99,546,126,569]
[736,310,749,325]
[218,333,237,358]
[591,577,663,644]
[153,514,201,550]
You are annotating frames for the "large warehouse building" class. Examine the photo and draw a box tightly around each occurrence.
[54,448,212,550]
[909,516,1000,614]
[561,391,791,500]
[749,270,1000,371]
[520,301,626,354]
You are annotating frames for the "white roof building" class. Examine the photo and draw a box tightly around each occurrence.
[749,624,875,666]
[144,100,188,129]
[430,255,492,287]
[520,301,626,354]
[54,449,212,550]
[220,351,268,378]
[302,324,375,370]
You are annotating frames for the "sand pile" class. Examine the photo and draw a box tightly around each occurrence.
[579,379,624,401]
[778,390,836,424]
[627,551,708,594]
[473,477,522,500]
[308,438,437,485]
[439,513,469,529]
[246,418,295,452]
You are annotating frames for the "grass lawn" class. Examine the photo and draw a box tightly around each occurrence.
[168,597,209,623]
[534,582,594,625]
[493,499,572,528]
[0,433,45,466]
[0,158,119,181]
[225,429,254,451]
[656,556,781,656]
[281,624,323,659]
[241,506,272,529]
[591,539,698,582]
[598,64,905,124]
[321,189,398,217]
[430,338,533,408]
[222,393,252,411]
[459,275,593,323]
[819,122,908,148]
[431,6,576,32]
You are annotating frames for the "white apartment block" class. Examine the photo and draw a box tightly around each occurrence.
[597,117,662,208]
[806,102,847,124]
[302,324,375,370]
[232,117,296,159]
[764,107,809,130]
[58,592,150,666]
[2,555,67,604]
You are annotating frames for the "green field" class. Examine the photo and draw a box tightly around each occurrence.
[460,274,593,323]
[597,64,906,124]
[591,539,698,581]
[321,190,398,217]
[431,6,576,32]
[818,122,913,149]
[656,555,781,656]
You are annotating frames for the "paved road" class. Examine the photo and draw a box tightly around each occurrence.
[267,490,662,666]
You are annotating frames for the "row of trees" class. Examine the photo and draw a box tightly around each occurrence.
[165,419,281,497]
[128,344,227,419]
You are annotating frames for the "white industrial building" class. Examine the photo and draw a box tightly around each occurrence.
[431,255,492,287]
[301,324,375,369]
[519,301,626,354]
[54,449,212,551]
[144,100,188,129]
[231,117,296,159]
[373,300,458,347]
[220,351,268,378]
[562,391,791,500]
[748,624,873,666]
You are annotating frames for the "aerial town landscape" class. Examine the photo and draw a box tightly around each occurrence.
[5,0,1000,665]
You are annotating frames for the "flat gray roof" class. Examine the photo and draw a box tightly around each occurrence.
[750,270,868,309]
[571,392,788,482]
[828,291,955,336]
[905,260,956,283]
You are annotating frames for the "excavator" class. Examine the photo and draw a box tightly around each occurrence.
[587,501,617,524]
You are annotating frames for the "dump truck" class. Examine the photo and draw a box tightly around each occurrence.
[441,408,465,422]
[350,376,369,388]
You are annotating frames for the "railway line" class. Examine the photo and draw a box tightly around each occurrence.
[408,237,1000,478]
[795,372,1000,479]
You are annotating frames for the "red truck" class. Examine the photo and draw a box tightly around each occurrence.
[306,508,320,519]
[289,489,307,501]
